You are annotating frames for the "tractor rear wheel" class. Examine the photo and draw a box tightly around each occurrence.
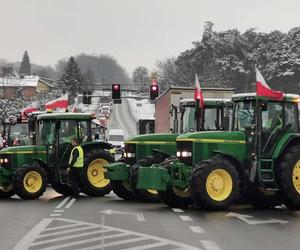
[277,145,300,210]
[159,186,193,208]
[0,185,15,198]
[191,156,239,210]
[80,150,113,196]
[129,155,164,203]
[111,181,136,200]
[13,165,47,200]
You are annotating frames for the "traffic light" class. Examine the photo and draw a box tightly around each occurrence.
[83,91,92,104]
[112,84,121,100]
[150,84,159,101]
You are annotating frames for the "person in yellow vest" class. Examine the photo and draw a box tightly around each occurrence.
[67,138,84,198]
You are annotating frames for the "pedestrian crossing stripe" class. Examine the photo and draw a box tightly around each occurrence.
[14,217,203,250]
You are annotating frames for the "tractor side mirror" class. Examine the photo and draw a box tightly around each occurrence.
[261,101,268,112]
[16,115,22,123]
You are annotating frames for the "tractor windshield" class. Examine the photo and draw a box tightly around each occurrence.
[234,101,255,131]
[37,120,90,145]
[204,108,218,130]
[181,106,196,133]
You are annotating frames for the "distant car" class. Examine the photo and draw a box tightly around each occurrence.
[107,129,124,153]
[100,105,111,116]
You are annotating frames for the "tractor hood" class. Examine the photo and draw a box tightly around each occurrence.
[125,133,179,144]
[0,145,47,155]
[176,130,245,143]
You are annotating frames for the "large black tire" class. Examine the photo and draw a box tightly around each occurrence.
[111,181,136,200]
[276,145,300,210]
[13,165,47,200]
[245,183,280,209]
[52,182,75,197]
[0,185,15,199]
[129,155,165,203]
[80,150,113,197]
[190,156,240,210]
[159,186,193,208]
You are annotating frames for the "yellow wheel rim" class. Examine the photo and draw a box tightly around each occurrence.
[292,160,300,194]
[146,189,158,195]
[173,187,190,198]
[23,171,43,193]
[206,169,233,201]
[87,159,110,188]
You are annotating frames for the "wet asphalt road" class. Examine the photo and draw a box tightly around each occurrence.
[1,188,300,250]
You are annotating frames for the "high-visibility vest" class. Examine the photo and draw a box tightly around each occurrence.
[69,146,84,168]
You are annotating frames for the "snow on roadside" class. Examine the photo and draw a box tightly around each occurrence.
[127,98,154,122]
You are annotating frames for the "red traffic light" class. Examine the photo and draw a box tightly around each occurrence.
[151,85,157,91]
[113,84,119,90]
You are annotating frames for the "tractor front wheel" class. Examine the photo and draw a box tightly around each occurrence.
[129,156,163,203]
[111,181,136,200]
[80,151,113,196]
[13,165,47,200]
[159,186,193,208]
[277,145,300,210]
[191,156,239,210]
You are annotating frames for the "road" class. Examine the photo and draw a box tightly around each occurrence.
[2,189,300,250]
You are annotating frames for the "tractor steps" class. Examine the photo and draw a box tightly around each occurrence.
[258,159,278,190]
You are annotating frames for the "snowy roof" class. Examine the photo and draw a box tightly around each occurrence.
[0,76,39,87]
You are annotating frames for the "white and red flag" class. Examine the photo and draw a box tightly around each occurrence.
[71,96,78,112]
[45,93,69,110]
[256,67,284,100]
[194,73,204,108]
[21,102,38,119]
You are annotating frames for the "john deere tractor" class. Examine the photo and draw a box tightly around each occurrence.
[0,112,114,199]
[105,98,231,202]
[137,93,300,210]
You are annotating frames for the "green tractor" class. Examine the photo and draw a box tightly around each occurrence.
[105,98,231,202]
[137,93,300,210]
[0,112,114,199]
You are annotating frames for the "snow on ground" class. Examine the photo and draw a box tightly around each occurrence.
[127,98,154,121]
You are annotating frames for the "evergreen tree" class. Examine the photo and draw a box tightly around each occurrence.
[19,50,31,75]
[59,56,83,101]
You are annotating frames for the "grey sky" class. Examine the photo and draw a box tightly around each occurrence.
[0,0,299,75]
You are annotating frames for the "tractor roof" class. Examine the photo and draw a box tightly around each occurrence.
[180,98,231,107]
[37,112,95,121]
[232,93,300,102]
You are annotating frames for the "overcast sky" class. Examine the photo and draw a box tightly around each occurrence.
[0,0,299,75]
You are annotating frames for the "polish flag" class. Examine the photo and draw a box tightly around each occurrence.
[45,93,69,110]
[256,67,284,101]
[194,74,204,108]
[21,102,38,119]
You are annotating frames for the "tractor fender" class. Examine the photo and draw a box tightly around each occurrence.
[272,133,300,159]
[81,141,113,151]
[211,150,247,189]
[33,159,51,177]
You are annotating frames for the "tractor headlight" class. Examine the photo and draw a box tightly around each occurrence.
[124,152,135,158]
[176,151,192,157]
[0,154,11,169]
[3,158,8,163]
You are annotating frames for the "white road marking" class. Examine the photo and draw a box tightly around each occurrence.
[137,213,145,221]
[65,197,76,208]
[189,226,205,233]
[14,218,202,250]
[12,218,52,250]
[55,197,70,209]
[53,210,64,213]
[172,208,184,213]
[123,241,170,250]
[38,225,98,238]
[43,223,81,232]
[179,215,194,221]
[99,209,145,222]
[49,214,61,217]
[200,240,221,250]
[226,212,288,225]
[31,228,111,246]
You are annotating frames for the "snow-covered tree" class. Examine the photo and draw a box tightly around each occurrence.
[19,51,31,75]
[59,57,83,101]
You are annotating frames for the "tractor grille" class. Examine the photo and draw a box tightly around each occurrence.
[177,141,193,166]
[0,154,11,170]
